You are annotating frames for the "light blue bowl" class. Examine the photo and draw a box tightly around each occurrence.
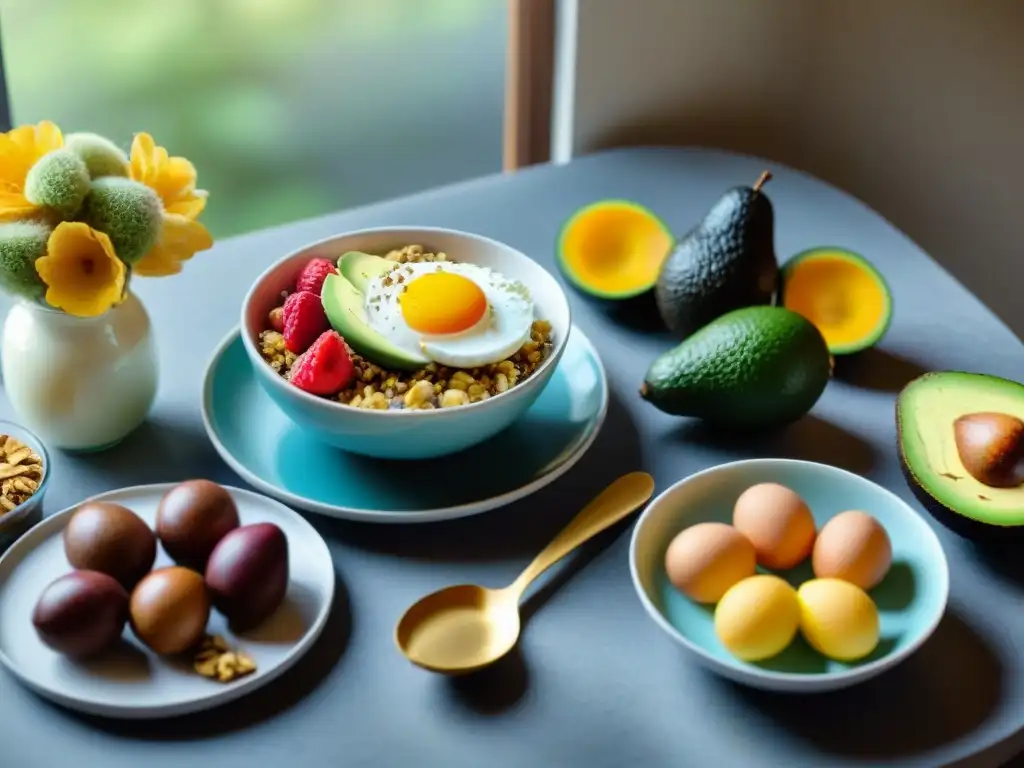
[630,459,950,693]
[240,227,571,460]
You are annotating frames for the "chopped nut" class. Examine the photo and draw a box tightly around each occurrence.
[267,306,284,332]
[367,392,390,410]
[441,388,470,407]
[0,435,43,516]
[205,634,230,652]
[404,380,434,408]
[192,634,257,683]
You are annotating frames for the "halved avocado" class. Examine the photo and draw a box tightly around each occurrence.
[897,371,1024,541]
[556,199,673,300]
[320,272,427,370]
[779,247,892,355]
[338,251,393,294]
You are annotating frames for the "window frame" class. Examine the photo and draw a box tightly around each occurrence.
[503,0,555,170]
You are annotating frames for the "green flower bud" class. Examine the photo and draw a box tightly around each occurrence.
[0,221,49,300]
[81,177,162,265]
[24,149,90,219]
[65,132,129,178]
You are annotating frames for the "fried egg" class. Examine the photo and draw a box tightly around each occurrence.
[364,261,535,368]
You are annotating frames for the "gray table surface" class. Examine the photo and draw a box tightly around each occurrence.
[1,147,1023,768]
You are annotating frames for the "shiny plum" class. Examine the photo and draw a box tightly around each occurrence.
[155,480,240,569]
[63,502,156,590]
[205,522,289,631]
[32,570,129,658]
[129,566,211,655]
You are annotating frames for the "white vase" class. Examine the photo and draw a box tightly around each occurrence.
[0,292,159,452]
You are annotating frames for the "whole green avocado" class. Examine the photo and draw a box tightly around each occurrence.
[655,171,779,339]
[640,305,831,430]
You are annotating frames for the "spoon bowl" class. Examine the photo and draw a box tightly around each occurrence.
[395,584,520,674]
[395,472,655,674]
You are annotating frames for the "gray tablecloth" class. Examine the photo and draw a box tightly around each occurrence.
[1,147,1022,768]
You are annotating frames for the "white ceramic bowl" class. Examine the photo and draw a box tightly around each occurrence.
[240,227,571,460]
[0,421,50,553]
[630,459,949,693]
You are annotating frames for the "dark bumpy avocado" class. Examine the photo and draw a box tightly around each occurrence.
[897,371,1024,541]
[640,305,831,431]
[655,171,779,339]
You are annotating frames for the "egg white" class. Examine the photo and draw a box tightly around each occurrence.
[363,261,535,369]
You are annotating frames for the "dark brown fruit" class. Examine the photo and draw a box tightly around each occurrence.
[63,502,157,590]
[205,523,289,631]
[953,412,1024,488]
[155,480,240,569]
[32,570,129,658]
[129,566,211,655]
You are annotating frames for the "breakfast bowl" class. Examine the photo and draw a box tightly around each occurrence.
[629,459,949,693]
[241,226,572,460]
[0,421,50,554]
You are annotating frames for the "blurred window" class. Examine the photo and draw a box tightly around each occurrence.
[0,0,507,238]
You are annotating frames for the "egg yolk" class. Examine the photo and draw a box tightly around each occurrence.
[399,272,488,335]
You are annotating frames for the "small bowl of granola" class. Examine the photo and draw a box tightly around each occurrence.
[240,226,572,460]
[0,422,50,552]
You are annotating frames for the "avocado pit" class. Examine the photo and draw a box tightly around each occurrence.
[953,412,1024,488]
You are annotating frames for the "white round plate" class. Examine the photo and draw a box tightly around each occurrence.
[0,483,335,718]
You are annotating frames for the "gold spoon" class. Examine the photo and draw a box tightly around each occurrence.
[394,471,655,674]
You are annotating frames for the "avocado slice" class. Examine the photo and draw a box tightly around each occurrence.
[556,199,674,300]
[897,371,1024,540]
[338,251,394,294]
[640,305,830,430]
[320,272,428,371]
[779,247,893,355]
[654,171,779,339]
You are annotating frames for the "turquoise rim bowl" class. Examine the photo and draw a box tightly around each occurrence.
[629,458,950,693]
[239,226,572,460]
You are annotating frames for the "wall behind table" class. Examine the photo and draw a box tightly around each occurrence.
[556,0,1024,337]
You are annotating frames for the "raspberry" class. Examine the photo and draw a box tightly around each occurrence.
[282,290,328,353]
[289,331,354,395]
[295,258,337,295]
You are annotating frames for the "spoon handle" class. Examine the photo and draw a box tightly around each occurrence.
[508,471,655,598]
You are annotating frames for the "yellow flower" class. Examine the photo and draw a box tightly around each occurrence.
[129,132,206,219]
[128,132,213,277]
[0,121,64,221]
[133,212,213,277]
[35,222,126,317]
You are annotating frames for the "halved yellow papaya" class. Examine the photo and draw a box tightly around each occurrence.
[779,247,892,355]
[557,199,673,300]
